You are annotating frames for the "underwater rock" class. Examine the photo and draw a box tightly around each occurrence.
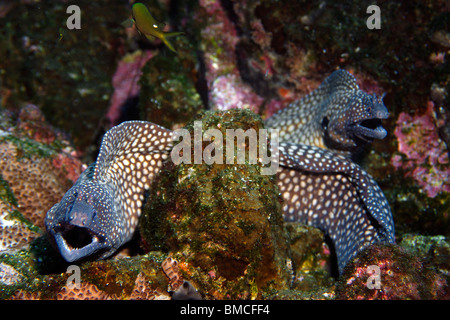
[139,109,292,299]
[399,234,450,278]
[0,249,45,299]
[138,38,204,130]
[0,105,84,253]
[383,100,449,237]
[197,0,240,87]
[105,50,155,128]
[336,244,448,300]
[1,248,171,300]
[286,224,334,290]
[392,101,449,198]
[196,0,286,114]
[0,0,129,152]
[211,73,264,113]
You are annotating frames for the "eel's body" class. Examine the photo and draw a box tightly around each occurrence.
[45,70,394,274]
[278,142,394,273]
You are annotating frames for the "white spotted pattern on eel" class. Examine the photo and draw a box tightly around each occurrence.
[45,121,173,262]
[278,142,395,274]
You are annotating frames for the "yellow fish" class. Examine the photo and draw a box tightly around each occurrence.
[122,2,184,53]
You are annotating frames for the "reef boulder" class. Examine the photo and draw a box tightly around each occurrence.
[336,244,449,300]
[139,109,292,299]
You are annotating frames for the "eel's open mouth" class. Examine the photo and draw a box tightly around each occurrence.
[53,224,108,262]
[352,118,387,142]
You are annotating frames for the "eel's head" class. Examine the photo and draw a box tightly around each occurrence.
[324,91,389,150]
[45,181,118,262]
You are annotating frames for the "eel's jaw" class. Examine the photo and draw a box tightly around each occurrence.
[350,104,389,142]
[52,226,109,262]
[352,119,388,142]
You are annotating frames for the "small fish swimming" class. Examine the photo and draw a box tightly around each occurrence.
[265,70,389,157]
[122,2,184,53]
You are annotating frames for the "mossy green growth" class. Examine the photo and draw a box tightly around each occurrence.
[78,252,168,298]
[287,223,334,290]
[400,234,450,277]
[0,175,41,234]
[0,175,18,207]
[139,36,204,130]
[0,247,169,299]
[0,134,56,160]
[140,109,292,299]
[0,249,62,300]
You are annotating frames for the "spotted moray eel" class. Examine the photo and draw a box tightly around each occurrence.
[45,70,395,274]
[265,69,389,157]
[45,122,173,262]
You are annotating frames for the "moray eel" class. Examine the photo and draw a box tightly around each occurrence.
[265,69,389,156]
[45,71,394,274]
[45,121,173,262]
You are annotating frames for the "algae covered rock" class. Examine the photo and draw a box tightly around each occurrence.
[287,224,334,291]
[336,244,448,300]
[0,105,84,254]
[0,1,129,152]
[139,37,204,130]
[0,247,170,300]
[140,109,292,299]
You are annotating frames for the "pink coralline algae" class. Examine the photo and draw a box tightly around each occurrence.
[392,101,450,198]
[337,244,448,300]
[210,74,263,113]
[198,0,239,85]
[197,0,280,114]
[198,0,248,111]
[105,50,154,127]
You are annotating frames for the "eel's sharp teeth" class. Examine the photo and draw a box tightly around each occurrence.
[54,230,107,262]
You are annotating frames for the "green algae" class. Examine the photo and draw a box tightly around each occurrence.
[0,175,18,207]
[0,175,41,235]
[139,36,204,130]
[0,249,61,300]
[0,246,169,299]
[78,252,168,298]
[400,234,450,278]
[0,134,56,160]
[0,1,127,153]
[140,109,292,299]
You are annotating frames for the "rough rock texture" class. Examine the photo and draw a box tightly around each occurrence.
[336,243,449,300]
[0,105,84,253]
[140,109,292,299]
[1,247,170,300]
